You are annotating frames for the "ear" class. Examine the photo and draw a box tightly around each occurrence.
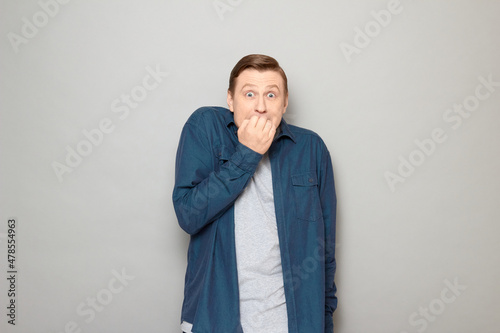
[227,90,234,112]
[282,93,289,114]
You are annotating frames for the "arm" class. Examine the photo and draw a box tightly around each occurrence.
[172,118,262,235]
[320,148,338,333]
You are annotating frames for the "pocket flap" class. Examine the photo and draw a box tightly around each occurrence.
[292,173,318,186]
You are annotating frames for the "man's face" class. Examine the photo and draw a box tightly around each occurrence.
[227,69,288,129]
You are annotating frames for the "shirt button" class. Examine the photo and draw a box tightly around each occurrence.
[308,178,314,183]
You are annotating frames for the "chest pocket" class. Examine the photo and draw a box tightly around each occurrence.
[291,172,322,222]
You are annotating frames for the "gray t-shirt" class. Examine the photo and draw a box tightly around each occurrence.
[234,153,288,332]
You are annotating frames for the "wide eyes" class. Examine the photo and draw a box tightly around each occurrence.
[245,92,276,98]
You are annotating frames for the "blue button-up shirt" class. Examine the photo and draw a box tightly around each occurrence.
[173,107,337,332]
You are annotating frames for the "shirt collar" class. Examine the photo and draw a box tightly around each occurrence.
[277,117,296,143]
[224,108,296,144]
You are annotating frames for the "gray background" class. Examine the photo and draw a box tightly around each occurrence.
[1,0,499,332]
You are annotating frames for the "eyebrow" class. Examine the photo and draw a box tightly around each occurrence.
[241,84,280,91]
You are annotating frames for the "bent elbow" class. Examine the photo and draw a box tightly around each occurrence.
[177,217,199,235]
[172,198,202,236]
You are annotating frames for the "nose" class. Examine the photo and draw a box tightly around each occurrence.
[255,95,266,113]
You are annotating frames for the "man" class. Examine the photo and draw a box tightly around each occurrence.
[173,54,337,332]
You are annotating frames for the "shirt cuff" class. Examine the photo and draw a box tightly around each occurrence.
[231,143,262,173]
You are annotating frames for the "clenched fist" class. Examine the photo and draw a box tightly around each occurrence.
[237,115,276,155]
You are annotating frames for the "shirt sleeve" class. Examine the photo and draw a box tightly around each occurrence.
[172,116,262,235]
[319,146,338,333]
